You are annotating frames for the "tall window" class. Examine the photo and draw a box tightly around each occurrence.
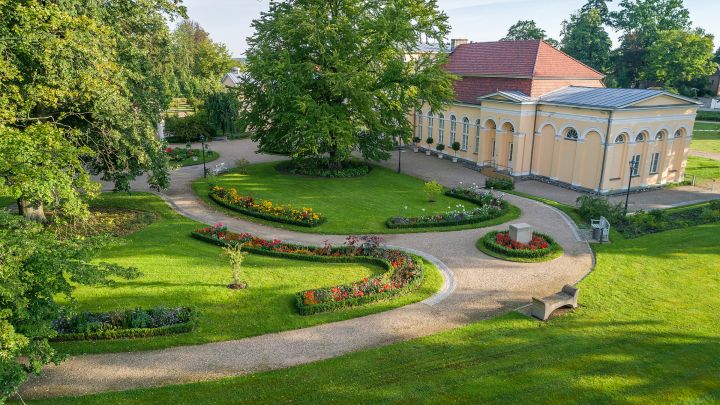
[450,115,457,145]
[474,119,481,153]
[630,154,641,177]
[491,139,496,158]
[565,128,579,140]
[438,114,445,144]
[508,143,514,162]
[461,117,469,151]
[417,112,423,139]
[427,113,434,140]
[649,152,660,174]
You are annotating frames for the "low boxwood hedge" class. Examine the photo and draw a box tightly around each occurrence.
[481,230,561,259]
[276,158,371,178]
[190,231,425,315]
[208,192,326,228]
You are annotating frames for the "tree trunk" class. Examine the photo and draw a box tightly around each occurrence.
[19,199,46,222]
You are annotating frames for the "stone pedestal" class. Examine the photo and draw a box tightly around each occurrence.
[509,223,533,244]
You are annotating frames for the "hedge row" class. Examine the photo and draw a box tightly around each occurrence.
[482,231,560,259]
[190,232,425,315]
[386,191,509,229]
[276,159,371,178]
[51,313,197,342]
[209,192,327,228]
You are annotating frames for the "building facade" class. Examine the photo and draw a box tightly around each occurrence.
[414,40,700,194]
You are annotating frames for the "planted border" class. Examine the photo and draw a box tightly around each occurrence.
[191,226,424,315]
[209,186,326,227]
[51,307,197,342]
[480,230,562,261]
[386,187,512,229]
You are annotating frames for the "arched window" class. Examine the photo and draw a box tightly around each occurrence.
[565,128,579,140]
[614,134,626,144]
[417,112,423,139]
[635,133,645,142]
[674,129,683,138]
[438,114,445,144]
[474,119,481,153]
[461,117,469,150]
[450,115,457,145]
[427,112,434,140]
[655,131,664,141]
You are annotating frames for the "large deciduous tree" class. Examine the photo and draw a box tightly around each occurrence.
[561,9,613,73]
[0,211,139,401]
[240,0,456,168]
[714,47,720,64]
[646,29,716,91]
[580,0,613,24]
[502,20,559,46]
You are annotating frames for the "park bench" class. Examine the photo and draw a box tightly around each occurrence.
[531,285,579,321]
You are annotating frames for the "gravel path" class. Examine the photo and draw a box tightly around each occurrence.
[22,140,594,399]
[689,149,720,160]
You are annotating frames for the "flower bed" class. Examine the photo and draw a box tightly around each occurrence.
[52,306,196,342]
[191,225,425,315]
[387,187,509,229]
[209,186,325,227]
[481,230,561,259]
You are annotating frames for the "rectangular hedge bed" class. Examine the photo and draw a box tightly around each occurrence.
[209,186,326,227]
[386,187,509,229]
[52,306,196,342]
[191,226,425,315]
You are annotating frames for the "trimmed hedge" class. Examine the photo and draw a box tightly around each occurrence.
[190,231,424,315]
[276,158,371,178]
[696,110,720,122]
[481,231,560,259]
[209,192,326,228]
[485,177,514,191]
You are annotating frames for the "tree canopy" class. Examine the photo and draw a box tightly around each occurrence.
[580,0,613,24]
[561,9,613,73]
[501,20,559,47]
[646,28,716,91]
[240,0,456,167]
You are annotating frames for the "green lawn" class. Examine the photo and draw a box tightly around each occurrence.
[41,220,720,404]
[174,150,220,167]
[0,196,14,208]
[193,162,520,234]
[685,156,720,186]
[53,192,441,355]
[691,122,720,154]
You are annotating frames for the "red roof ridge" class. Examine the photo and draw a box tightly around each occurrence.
[534,41,605,79]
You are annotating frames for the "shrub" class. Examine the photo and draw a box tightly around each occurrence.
[451,142,461,153]
[223,243,248,289]
[482,230,560,259]
[576,195,626,225]
[618,202,720,238]
[485,177,514,191]
[52,306,196,341]
[436,143,445,152]
[426,137,434,145]
[191,226,425,315]
[210,186,325,227]
[423,180,444,202]
[164,112,215,142]
[696,110,720,122]
[276,158,370,178]
[412,136,421,144]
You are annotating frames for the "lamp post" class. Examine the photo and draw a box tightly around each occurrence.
[624,159,637,215]
[199,135,207,178]
[397,135,402,174]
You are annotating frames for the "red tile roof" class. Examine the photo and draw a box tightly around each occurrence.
[445,40,605,80]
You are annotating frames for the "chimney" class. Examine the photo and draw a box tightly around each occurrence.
[450,38,469,51]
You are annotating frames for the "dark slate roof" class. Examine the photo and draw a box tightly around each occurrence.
[539,86,701,108]
[445,40,604,79]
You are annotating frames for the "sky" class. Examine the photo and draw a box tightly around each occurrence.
[178,0,720,58]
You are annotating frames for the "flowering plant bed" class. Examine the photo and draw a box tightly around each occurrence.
[387,186,510,229]
[165,147,219,167]
[209,186,325,227]
[479,230,562,262]
[52,306,196,342]
[191,225,425,315]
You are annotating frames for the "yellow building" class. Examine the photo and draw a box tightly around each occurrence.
[414,40,701,194]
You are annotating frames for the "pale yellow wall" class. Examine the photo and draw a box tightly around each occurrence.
[412,100,697,193]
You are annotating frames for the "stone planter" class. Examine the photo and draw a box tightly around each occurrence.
[437,154,443,159]
[452,157,458,163]
[425,151,431,156]
[413,147,419,153]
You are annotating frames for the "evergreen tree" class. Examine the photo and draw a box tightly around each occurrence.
[561,9,613,73]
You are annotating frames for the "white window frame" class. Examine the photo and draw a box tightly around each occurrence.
[630,154,641,177]
[461,117,469,151]
[649,152,660,174]
[438,114,445,144]
[615,134,626,144]
[474,120,481,153]
[565,128,579,140]
[417,112,423,139]
[427,113,434,140]
[450,115,457,145]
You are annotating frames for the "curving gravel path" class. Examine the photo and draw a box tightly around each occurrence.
[21,140,594,399]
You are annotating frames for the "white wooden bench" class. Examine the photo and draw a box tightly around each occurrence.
[531,285,579,321]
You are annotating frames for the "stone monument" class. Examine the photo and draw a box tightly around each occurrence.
[509,223,533,244]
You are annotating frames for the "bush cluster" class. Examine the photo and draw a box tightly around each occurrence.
[696,110,720,122]
[482,231,560,259]
[276,158,371,178]
[485,177,514,191]
[52,306,196,341]
[191,228,425,315]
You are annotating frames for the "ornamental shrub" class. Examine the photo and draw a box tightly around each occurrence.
[423,180,444,202]
[276,158,370,178]
[576,195,625,225]
[413,136,421,144]
[426,137,434,145]
[485,177,514,191]
[451,141,461,152]
[482,230,560,259]
[436,143,445,152]
[210,186,325,227]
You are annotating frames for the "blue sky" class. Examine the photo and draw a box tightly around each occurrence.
[179,0,720,57]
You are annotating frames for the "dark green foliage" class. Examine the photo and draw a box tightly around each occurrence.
[52,307,196,342]
[502,20,548,41]
[276,158,371,178]
[696,111,720,122]
[576,195,626,225]
[163,113,214,142]
[203,91,242,136]
[561,9,612,73]
[0,211,139,400]
[485,177,515,191]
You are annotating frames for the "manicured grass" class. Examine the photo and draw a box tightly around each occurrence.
[52,192,442,355]
[475,233,564,263]
[0,196,14,208]
[174,150,220,167]
[43,221,720,404]
[685,156,720,186]
[193,162,521,234]
[691,122,720,154]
